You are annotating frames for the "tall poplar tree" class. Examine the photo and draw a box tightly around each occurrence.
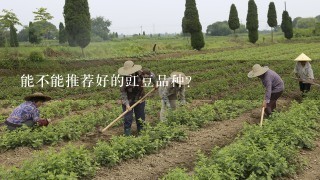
[228,4,240,37]
[281,10,293,40]
[64,0,91,55]
[59,22,67,44]
[267,2,277,42]
[246,0,259,44]
[182,0,204,50]
[9,24,18,47]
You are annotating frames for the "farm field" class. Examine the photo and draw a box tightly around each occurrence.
[0,36,320,180]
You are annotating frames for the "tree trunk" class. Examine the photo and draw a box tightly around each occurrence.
[234,30,236,40]
[271,27,274,43]
[81,47,85,57]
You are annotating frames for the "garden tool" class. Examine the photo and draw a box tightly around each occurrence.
[99,88,156,133]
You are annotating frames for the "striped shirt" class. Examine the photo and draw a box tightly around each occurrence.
[7,101,40,125]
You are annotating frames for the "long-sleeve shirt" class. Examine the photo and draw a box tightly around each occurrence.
[294,62,314,80]
[159,77,186,106]
[120,70,156,106]
[7,101,40,125]
[260,70,284,103]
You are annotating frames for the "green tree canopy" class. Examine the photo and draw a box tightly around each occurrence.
[91,16,111,40]
[182,0,202,34]
[207,21,246,36]
[246,0,259,43]
[295,18,316,29]
[281,10,293,39]
[64,0,91,52]
[9,24,18,47]
[0,9,21,28]
[33,8,53,22]
[267,2,277,42]
[59,22,68,44]
[228,4,240,33]
[18,26,29,42]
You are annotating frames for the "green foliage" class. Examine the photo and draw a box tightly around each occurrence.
[0,9,22,28]
[228,4,240,32]
[295,18,316,29]
[32,7,53,22]
[248,29,259,44]
[17,26,29,42]
[162,168,191,180]
[207,21,246,36]
[191,31,205,50]
[281,11,293,40]
[29,51,45,62]
[59,22,67,44]
[246,0,259,43]
[91,16,111,40]
[0,29,6,47]
[170,100,320,179]
[28,22,41,44]
[267,2,277,42]
[182,0,202,34]
[32,21,58,40]
[64,0,91,49]
[9,24,18,47]
[1,145,97,179]
[94,122,186,167]
[267,2,277,28]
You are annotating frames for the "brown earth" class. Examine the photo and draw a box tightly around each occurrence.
[93,99,291,180]
[93,109,260,180]
[282,139,320,180]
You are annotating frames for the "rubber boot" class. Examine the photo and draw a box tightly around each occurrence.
[124,128,131,136]
[137,126,143,135]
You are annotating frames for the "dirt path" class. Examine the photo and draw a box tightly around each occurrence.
[93,109,260,180]
[289,139,320,180]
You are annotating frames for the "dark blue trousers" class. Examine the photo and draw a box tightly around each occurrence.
[122,101,145,131]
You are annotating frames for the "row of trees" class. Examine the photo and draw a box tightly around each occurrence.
[228,1,293,43]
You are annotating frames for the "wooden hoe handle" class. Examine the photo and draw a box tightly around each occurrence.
[100,88,156,133]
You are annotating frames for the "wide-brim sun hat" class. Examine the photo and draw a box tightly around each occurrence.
[24,92,52,101]
[247,64,269,78]
[294,53,312,62]
[118,61,142,76]
[170,72,189,85]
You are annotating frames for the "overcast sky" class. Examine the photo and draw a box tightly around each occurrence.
[0,0,319,35]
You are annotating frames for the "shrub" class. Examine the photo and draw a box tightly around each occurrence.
[29,51,45,62]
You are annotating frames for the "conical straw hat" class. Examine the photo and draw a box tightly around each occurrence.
[294,53,311,61]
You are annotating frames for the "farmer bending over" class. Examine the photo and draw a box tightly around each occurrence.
[159,72,189,121]
[5,92,51,131]
[248,64,284,118]
[293,53,314,96]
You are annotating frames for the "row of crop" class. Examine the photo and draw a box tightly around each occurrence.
[0,100,259,179]
[174,43,320,61]
[162,100,320,179]
[0,104,122,150]
[0,99,162,150]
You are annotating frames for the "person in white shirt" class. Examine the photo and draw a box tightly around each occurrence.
[158,72,189,121]
[293,53,314,94]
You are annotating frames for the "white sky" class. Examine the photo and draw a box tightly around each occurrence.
[0,0,319,35]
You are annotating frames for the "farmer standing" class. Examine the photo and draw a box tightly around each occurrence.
[293,53,314,95]
[248,64,284,118]
[118,61,156,136]
[5,92,51,131]
[159,72,189,121]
